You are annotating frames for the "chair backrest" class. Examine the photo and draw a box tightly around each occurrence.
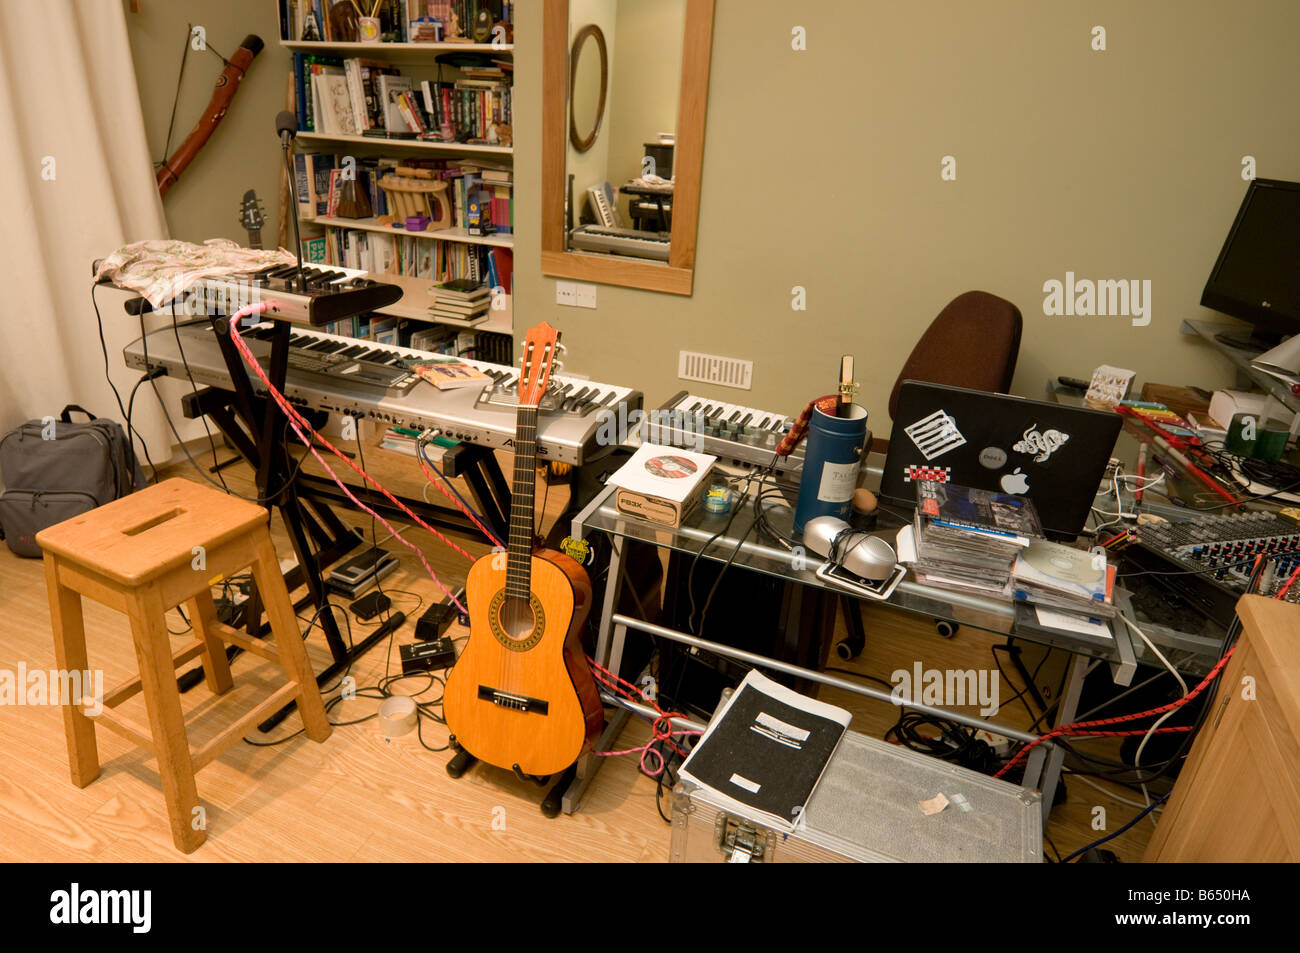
[887,290,1023,421]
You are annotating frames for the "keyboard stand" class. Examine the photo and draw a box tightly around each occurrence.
[175,312,514,730]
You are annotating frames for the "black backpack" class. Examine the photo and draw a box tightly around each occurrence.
[0,405,144,557]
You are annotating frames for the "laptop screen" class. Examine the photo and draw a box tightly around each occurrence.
[881,381,1122,538]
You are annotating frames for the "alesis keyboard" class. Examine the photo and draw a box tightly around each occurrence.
[124,321,641,466]
[187,263,402,327]
[646,390,805,478]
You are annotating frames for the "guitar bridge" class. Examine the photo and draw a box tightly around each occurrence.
[478,686,549,714]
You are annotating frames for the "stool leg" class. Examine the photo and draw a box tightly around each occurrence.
[186,589,235,695]
[250,532,332,744]
[127,588,206,853]
[43,556,100,788]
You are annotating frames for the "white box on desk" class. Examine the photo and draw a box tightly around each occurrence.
[608,444,716,528]
[670,729,1041,863]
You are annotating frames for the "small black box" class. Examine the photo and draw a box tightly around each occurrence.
[416,603,456,641]
[399,638,457,674]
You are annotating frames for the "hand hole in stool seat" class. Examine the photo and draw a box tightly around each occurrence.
[121,508,186,537]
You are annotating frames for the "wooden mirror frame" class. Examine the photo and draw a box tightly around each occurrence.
[568,24,608,153]
[542,0,715,296]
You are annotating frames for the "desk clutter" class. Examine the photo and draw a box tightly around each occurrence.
[51,217,1300,867]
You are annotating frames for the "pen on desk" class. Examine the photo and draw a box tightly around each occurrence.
[1135,442,1148,504]
[1152,435,1239,506]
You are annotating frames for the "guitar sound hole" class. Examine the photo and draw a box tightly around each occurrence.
[499,596,536,641]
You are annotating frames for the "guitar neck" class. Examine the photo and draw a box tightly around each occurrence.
[505,403,538,599]
[246,228,263,250]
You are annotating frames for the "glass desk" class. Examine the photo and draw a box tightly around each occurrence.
[564,467,1229,820]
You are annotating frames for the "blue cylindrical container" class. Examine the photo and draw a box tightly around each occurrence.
[793,404,870,534]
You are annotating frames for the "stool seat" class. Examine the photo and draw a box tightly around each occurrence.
[37,477,268,586]
[38,477,332,853]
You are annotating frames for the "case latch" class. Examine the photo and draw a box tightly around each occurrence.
[715,814,772,863]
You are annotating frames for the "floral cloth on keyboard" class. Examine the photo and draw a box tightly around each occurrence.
[94,239,296,308]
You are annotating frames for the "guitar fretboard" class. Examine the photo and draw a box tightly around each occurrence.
[505,404,538,601]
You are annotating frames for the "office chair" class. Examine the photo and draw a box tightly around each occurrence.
[838,291,1023,660]
[887,290,1024,422]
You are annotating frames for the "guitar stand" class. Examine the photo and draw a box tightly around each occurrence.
[444,738,576,818]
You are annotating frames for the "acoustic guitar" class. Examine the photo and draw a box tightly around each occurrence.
[443,322,604,777]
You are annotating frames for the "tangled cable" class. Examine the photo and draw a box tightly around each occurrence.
[993,644,1236,780]
[586,656,701,777]
[224,303,474,613]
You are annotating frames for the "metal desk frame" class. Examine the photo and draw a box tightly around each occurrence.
[557,482,1182,822]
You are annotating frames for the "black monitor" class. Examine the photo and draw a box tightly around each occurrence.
[1201,177,1300,349]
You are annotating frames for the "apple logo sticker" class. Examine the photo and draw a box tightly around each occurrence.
[1000,467,1030,495]
[979,447,1008,469]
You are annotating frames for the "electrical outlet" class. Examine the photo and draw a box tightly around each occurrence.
[556,280,597,308]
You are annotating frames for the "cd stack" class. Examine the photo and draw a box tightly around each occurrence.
[912,481,1042,598]
[1012,540,1115,618]
[1011,540,1117,649]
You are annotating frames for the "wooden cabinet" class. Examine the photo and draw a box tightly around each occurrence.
[1144,596,1300,861]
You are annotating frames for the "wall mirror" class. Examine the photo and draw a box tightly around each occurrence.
[569,25,608,152]
[542,0,715,295]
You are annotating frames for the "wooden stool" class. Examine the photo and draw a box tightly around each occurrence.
[36,477,332,853]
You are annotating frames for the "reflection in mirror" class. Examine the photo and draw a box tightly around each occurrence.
[569,25,607,153]
[566,0,686,264]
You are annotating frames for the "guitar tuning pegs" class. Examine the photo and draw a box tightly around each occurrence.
[552,360,565,373]
[555,343,568,355]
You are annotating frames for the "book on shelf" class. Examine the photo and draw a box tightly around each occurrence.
[280,1,513,43]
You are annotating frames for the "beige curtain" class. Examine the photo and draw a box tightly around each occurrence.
[0,0,170,455]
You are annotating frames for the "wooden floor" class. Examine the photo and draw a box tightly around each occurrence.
[0,436,1156,862]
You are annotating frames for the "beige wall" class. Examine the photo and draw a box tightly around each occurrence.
[516,0,1300,428]
[127,1,289,247]
[567,0,619,203]
[123,1,1300,435]
[603,0,685,189]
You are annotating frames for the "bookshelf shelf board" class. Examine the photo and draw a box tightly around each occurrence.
[296,132,513,156]
[363,272,513,336]
[284,40,512,56]
[309,216,514,248]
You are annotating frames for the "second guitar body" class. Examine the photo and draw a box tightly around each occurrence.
[444,548,602,777]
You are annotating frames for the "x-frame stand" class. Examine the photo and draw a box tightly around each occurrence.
[185,311,511,729]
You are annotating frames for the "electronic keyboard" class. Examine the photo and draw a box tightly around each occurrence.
[123,321,641,465]
[569,225,672,262]
[648,391,805,477]
[188,263,403,327]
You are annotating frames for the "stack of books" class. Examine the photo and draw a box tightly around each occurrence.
[911,481,1042,598]
[428,278,491,325]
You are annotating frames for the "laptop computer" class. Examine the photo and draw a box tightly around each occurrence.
[881,381,1123,538]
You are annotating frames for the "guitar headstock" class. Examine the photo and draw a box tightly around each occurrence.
[239,189,265,233]
[518,322,562,408]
